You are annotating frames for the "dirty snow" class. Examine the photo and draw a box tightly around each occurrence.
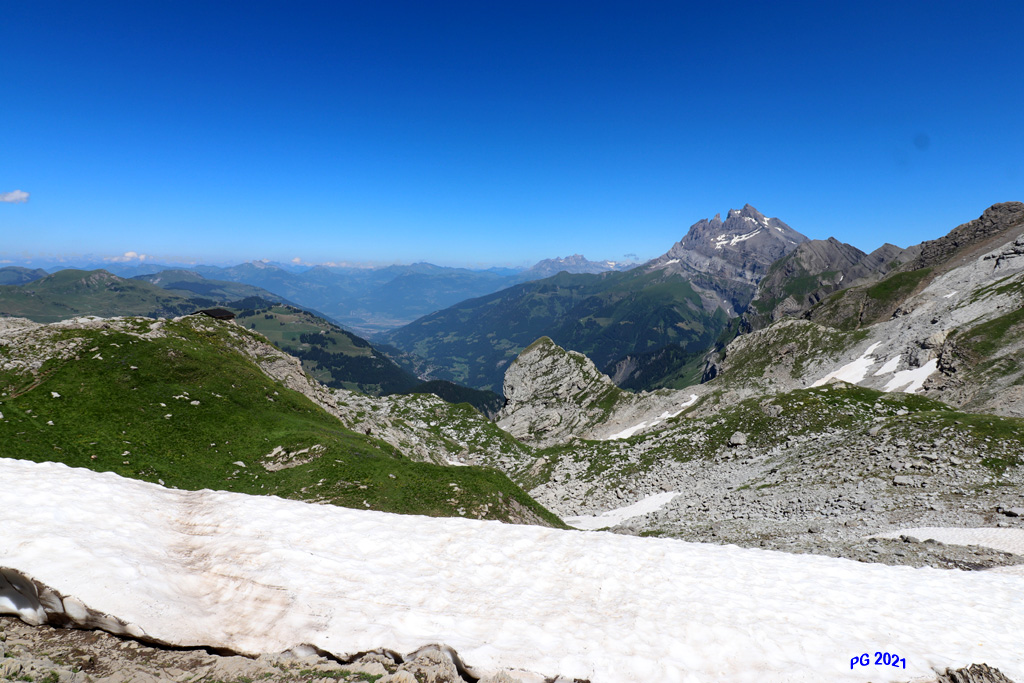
[811,342,881,387]
[4,458,1024,682]
[565,491,679,530]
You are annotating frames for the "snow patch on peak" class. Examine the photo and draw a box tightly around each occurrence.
[713,229,762,250]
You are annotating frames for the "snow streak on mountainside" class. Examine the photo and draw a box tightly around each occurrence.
[4,458,1024,683]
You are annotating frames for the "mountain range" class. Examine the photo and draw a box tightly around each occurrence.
[379,204,809,391]
[2,201,1024,681]
[2,254,637,337]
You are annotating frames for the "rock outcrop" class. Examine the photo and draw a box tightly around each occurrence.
[937,664,1019,683]
[498,337,704,446]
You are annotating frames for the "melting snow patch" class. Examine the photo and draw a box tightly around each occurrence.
[882,358,938,393]
[3,459,1024,682]
[606,420,650,440]
[663,258,680,265]
[944,291,958,298]
[873,355,902,376]
[605,394,698,440]
[811,342,882,387]
[565,491,679,530]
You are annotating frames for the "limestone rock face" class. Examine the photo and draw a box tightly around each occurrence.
[498,337,704,446]
[497,337,626,446]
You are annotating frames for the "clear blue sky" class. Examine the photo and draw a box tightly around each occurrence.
[2,1,1023,268]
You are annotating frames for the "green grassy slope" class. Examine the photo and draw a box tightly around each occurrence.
[234,303,420,395]
[0,317,563,526]
[0,266,48,286]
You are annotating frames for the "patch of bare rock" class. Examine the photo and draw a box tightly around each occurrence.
[0,617,533,683]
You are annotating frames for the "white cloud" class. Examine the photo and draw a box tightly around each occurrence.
[291,257,303,264]
[104,251,148,263]
[0,190,29,203]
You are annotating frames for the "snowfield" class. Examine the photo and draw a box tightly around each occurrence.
[2,458,1024,683]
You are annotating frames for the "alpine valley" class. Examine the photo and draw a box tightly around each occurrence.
[3,202,1024,683]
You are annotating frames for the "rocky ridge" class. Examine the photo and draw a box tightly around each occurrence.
[743,237,909,330]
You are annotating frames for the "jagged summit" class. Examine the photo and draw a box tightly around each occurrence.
[648,205,809,285]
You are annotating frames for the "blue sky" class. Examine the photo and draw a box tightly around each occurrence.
[2,1,1023,268]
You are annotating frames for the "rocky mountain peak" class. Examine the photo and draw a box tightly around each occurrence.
[649,205,809,286]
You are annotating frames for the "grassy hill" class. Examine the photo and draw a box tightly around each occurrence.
[0,266,48,286]
[133,269,292,306]
[0,269,205,322]
[0,316,563,526]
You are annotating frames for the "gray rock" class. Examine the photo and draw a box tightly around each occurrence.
[479,672,524,683]
[729,431,748,446]
[935,663,1019,683]
[893,476,914,486]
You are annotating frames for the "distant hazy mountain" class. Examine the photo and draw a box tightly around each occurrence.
[175,258,632,335]
[0,266,48,286]
[0,269,207,322]
[511,254,636,281]
[133,269,294,306]
[2,252,641,336]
